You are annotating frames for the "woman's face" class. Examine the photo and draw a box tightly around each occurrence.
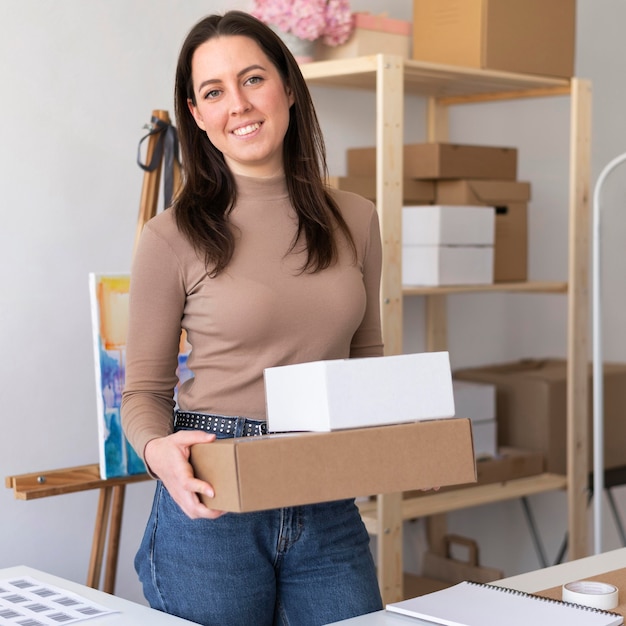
[188,35,294,178]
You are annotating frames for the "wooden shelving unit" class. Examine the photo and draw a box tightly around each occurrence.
[301,55,592,604]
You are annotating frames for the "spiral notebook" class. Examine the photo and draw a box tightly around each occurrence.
[386,581,624,626]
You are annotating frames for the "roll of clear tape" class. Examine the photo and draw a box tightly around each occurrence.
[562,580,619,610]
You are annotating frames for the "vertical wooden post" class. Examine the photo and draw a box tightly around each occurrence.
[567,78,592,560]
[375,55,404,604]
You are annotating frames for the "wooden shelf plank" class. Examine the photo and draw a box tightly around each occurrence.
[403,281,568,296]
[6,464,150,500]
[358,474,567,535]
[301,55,570,100]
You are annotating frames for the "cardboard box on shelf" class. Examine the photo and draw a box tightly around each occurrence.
[403,205,495,246]
[435,180,530,282]
[435,180,531,206]
[347,143,518,180]
[412,0,576,78]
[264,351,454,432]
[190,418,476,512]
[403,447,545,499]
[454,359,626,474]
[315,12,411,61]
[327,176,435,205]
[403,245,493,287]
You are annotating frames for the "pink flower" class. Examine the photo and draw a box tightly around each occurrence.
[250,0,354,46]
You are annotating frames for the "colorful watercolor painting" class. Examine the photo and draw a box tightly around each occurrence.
[89,273,192,479]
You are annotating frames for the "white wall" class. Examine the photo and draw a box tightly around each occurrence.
[2,0,626,606]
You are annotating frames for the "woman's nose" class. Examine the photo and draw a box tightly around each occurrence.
[230,89,252,115]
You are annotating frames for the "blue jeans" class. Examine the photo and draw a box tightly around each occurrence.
[136,476,382,625]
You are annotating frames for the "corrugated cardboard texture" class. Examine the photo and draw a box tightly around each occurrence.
[454,360,626,474]
[348,144,517,180]
[190,419,476,512]
[412,0,575,78]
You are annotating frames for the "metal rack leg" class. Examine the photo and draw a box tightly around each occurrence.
[520,496,548,568]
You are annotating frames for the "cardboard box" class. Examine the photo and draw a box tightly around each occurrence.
[475,447,545,484]
[412,0,576,78]
[435,180,530,206]
[403,447,545,499]
[403,245,493,286]
[316,13,411,61]
[190,419,476,512]
[347,143,518,180]
[403,205,495,246]
[327,176,435,205]
[264,352,454,432]
[454,359,626,474]
[435,180,530,282]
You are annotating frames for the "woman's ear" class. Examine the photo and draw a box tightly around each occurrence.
[187,98,206,131]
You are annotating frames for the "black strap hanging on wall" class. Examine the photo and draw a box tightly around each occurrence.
[136,115,180,210]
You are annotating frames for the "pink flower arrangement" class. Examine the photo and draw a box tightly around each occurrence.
[251,0,354,46]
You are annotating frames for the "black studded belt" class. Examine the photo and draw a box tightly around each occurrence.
[174,410,268,437]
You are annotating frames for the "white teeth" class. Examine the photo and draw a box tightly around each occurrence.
[233,123,260,136]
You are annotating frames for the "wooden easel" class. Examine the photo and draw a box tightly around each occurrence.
[5,110,180,595]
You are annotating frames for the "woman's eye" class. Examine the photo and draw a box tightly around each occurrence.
[245,75,263,86]
[204,89,221,100]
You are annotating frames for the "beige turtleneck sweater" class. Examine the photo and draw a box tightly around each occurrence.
[121,174,383,461]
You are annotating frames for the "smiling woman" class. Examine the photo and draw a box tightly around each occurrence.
[120,9,384,626]
[186,36,295,178]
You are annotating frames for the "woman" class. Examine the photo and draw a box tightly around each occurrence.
[121,10,384,626]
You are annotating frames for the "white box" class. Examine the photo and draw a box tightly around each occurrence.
[453,380,496,422]
[472,419,498,458]
[264,352,455,432]
[403,205,495,246]
[403,245,493,286]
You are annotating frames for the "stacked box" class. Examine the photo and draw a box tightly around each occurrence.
[436,179,531,282]
[454,359,626,474]
[327,176,435,205]
[347,143,517,181]
[453,380,497,458]
[188,351,477,513]
[402,205,495,286]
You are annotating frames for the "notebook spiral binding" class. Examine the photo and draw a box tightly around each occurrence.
[467,581,622,617]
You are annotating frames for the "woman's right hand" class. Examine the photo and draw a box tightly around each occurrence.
[144,430,226,520]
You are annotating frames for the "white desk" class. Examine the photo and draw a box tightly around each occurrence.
[327,547,626,625]
[0,565,198,625]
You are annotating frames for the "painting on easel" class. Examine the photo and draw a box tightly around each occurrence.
[89,273,192,478]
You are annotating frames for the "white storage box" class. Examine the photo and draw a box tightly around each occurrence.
[453,380,497,458]
[264,352,455,432]
[453,380,496,422]
[403,245,494,286]
[471,419,498,458]
[403,205,495,246]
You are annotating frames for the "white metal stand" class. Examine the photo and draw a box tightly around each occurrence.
[591,150,626,554]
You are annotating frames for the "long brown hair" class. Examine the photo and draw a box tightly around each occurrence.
[173,10,355,277]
